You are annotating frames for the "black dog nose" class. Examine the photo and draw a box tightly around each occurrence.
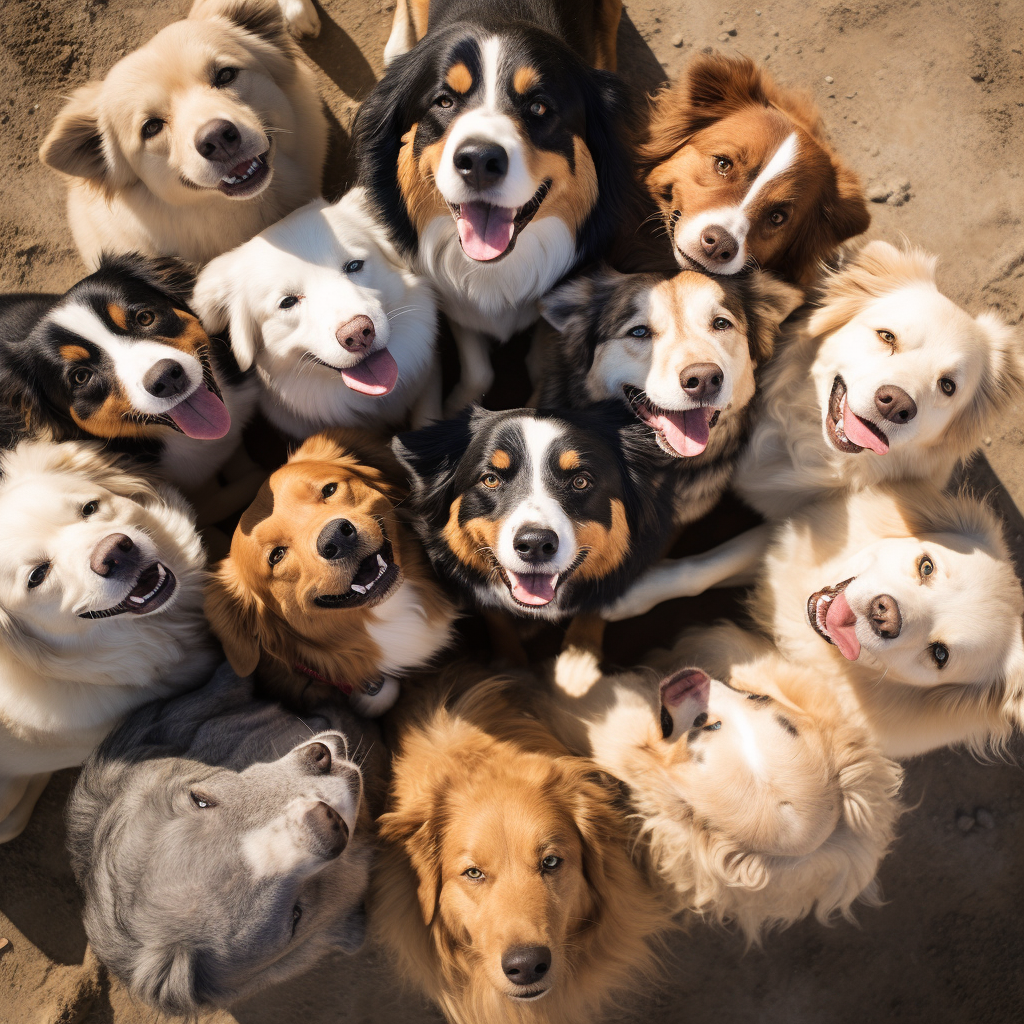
[301,741,332,774]
[868,594,902,639]
[513,526,559,563]
[453,139,509,191]
[195,118,242,161]
[317,519,358,560]
[680,362,724,402]
[874,385,917,423]
[143,358,188,399]
[305,801,349,860]
[502,946,551,986]
[90,534,139,578]
[699,225,739,264]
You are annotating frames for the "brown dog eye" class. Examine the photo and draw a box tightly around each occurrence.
[529,101,547,116]
[82,500,100,517]
[571,475,590,490]
[135,309,155,327]
[214,67,239,87]
[712,317,732,331]
[435,94,454,108]
[141,118,164,139]
[71,367,93,387]
[876,329,897,347]
[768,209,787,226]
[481,473,501,489]
[322,483,337,498]
[269,546,286,565]
[464,867,484,880]
[714,156,732,175]
[939,377,956,396]
[27,563,49,589]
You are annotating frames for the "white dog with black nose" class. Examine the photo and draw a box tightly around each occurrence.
[193,188,441,439]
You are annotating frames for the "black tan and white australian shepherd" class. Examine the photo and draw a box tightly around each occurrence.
[355,0,634,412]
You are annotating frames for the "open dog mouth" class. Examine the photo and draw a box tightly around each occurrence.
[312,349,400,397]
[659,668,710,738]
[826,376,890,455]
[451,179,551,262]
[218,152,271,197]
[138,348,231,440]
[623,385,720,458]
[313,540,400,610]
[508,988,550,1002]
[806,577,861,660]
[79,562,176,619]
[496,549,588,610]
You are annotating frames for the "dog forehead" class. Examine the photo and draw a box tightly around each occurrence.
[696,105,795,163]
[653,271,742,327]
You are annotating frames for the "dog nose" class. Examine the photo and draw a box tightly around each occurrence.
[453,138,509,191]
[304,801,349,860]
[874,385,917,423]
[868,594,902,639]
[195,118,242,161]
[699,225,739,264]
[143,358,189,399]
[679,362,724,402]
[317,518,358,560]
[513,526,559,564]
[90,534,139,578]
[337,316,375,354]
[301,741,332,774]
[501,945,551,986]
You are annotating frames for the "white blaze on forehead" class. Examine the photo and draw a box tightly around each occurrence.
[481,35,502,112]
[732,703,766,776]
[740,132,799,211]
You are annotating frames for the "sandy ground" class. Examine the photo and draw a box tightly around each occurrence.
[2,0,1024,1021]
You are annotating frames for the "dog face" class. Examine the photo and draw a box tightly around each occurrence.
[808,242,1024,461]
[395,406,669,618]
[40,5,301,204]
[542,266,801,456]
[7,255,230,443]
[642,54,869,282]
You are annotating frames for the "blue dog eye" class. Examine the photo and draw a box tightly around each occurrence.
[344,260,364,274]
[628,325,649,338]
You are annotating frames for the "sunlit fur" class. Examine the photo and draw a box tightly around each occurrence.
[372,676,674,1024]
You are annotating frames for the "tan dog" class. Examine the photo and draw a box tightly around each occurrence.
[373,677,672,1024]
[40,0,327,267]
[205,430,457,716]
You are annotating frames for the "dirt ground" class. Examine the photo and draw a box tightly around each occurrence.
[3,0,1024,1022]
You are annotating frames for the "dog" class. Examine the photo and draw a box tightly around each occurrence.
[640,53,870,284]
[539,264,802,525]
[750,482,1024,758]
[66,663,386,1015]
[205,429,458,716]
[0,254,256,488]
[372,674,672,1024]
[192,189,442,439]
[0,439,214,844]
[39,0,327,267]
[548,636,904,941]
[355,0,635,412]
[393,405,675,622]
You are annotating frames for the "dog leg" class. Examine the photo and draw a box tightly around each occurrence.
[604,524,772,621]
[444,323,494,417]
[593,0,623,70]
[277,0,320,36]
[0,773,52,844]
[384,0,424,64]
[553,646,603,697]
[410,353,444,428]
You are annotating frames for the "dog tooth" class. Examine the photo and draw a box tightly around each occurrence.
[377,554,386,570]
[351,583,367,594]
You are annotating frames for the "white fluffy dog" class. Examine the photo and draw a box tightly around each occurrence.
[0,439,215,843]
[192,189,441,439]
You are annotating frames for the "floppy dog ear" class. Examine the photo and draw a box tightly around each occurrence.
[192,0,293,52]
[378,805,444,925]
[97,253,200,310]
[540,264,627,335]
[742,271,805,364]
[204,561,263,677]
[192,252,262,371]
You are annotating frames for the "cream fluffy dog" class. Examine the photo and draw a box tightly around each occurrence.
[192,191,441,438]
[39,0,326,267]
[549,637,903,940]
[0,439,215,843]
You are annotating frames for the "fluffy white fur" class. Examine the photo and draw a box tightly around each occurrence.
[0,440,215,843]
[193,190,441,438]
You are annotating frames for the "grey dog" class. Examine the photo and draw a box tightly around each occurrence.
[66,663,387,1015]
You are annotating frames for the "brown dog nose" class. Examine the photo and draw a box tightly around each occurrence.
[868,594,902,639]
[300,741,333,774]
[337,316,375,354]
[195,119,242,161]
[502,945,551,986]
[874,385,917,423]
[680,362,724,402]
[143,359,188,399]
[304,801,349,860]
[699,225,738,264]
[90,534,139,578]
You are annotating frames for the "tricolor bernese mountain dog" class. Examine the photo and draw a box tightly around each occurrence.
[355,0,635,414]
[0,255,255,487]
[393,404,674,620]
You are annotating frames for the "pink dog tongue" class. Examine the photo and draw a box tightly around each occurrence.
[842,398,889,455]
[340,349,399,396]
[457,202,516,261]
[649,408,713,457]
[825,592,861,661]
[507,571,557,606]
[166,386,231,440]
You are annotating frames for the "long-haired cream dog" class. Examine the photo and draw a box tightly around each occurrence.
[549,636,903,941]
[751,482,1024,757]
[0,439,213,842]
[372,676,673,1024]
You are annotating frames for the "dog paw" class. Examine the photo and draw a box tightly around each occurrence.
[278,0,320,38]
[350,676,400,717]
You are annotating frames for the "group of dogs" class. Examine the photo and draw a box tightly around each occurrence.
[2,0,1022,1020]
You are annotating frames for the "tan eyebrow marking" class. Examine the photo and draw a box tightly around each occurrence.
[513,66,540,94]
[60,344,91,362]
[491,449,511,469]
[106,303,128,330]
[446,62,473,94]
[559,450,580,471]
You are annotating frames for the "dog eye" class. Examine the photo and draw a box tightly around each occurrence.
[930,642,950,668]
[27,563,49,590]
[269,546,287,565]
[541,855,562,870]
[82,500,100,517]
[480,473,502,489]
[189,790,216,809]
[435,94,454,108]
[291,904,302,935]
[571,475,590,490]
[746,693,772,703]
[714,156,733,175]
[876,329,897,347]
[529,100,548,116]
[712,317,733,331]
[344,260,365,274]
[279,295,300,309]
[214,67,239,87]
[463,867,484,880]
[768,208,788,226]
[322,483,337,498]
[70,367,93,387]
[135,309,155,327]
[627,325,650,338]
[939,377,957,396]
[919,556,935,577]
[141,118,164,140]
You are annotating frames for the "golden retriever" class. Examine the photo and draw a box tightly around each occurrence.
[39,0,327,267]
[372,676,673,1024]
[205,430,457,716]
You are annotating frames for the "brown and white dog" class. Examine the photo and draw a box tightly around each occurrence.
[205,430,457,716]
[39,0,327,267]
[641,53,869,284]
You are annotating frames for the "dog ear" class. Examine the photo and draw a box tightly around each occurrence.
[392,408,477,506]
[377,809,444,925]
[193,0,293,52]
[742,271,805,364]
[330,187,411,271]
[204,561,262,677]
[291,429,409,497]
[821,161,871,251]
[540,264,627,335]
[97,253,200,310]
[192,252,262,371]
